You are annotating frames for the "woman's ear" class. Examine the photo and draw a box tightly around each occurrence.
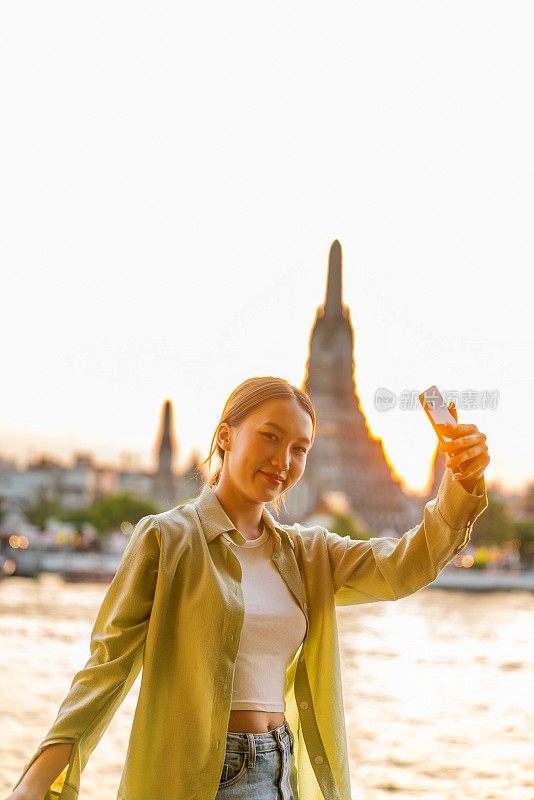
[216,423,231,452]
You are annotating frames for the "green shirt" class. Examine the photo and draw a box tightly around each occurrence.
[13,467,487,800]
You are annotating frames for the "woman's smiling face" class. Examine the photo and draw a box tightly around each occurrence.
[217,396,314,500]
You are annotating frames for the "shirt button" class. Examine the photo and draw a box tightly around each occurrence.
[300,701,309,710]
[314,756,324,765]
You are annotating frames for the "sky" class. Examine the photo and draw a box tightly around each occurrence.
[1,2,533,495]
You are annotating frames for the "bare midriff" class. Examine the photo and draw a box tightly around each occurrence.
[227,709,286,733]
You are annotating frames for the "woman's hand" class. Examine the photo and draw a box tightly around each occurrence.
[437,400,490,493]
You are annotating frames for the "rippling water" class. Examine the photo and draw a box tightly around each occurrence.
[1,575,533,799]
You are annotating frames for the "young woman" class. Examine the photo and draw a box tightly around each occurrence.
[9,376,489,800]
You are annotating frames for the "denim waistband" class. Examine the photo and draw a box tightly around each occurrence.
[225,721,293,753]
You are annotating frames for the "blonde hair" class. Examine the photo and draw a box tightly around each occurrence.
[199,376,316,515]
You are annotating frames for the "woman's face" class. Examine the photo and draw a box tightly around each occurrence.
[217,396,314,501]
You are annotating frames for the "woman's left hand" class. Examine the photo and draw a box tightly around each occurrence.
[437,401,490,493]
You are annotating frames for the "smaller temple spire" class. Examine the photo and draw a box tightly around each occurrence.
[324,239,343,318]
[156,399,176,475]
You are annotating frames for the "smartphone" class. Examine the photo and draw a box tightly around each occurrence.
[418,385,457,444]
[419,385,467,475]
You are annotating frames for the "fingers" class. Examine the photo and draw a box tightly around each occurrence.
[437,422,479,439]
[445,445,485,472]
[450,452,490,482]
[434,409,489,482]
[444,438,490,473]
[439,429,489,477]
[440,432,486,456]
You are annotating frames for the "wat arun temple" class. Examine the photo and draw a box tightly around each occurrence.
[278,239,445,535]
[151,239,445,537]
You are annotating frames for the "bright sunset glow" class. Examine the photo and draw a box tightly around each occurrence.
[1,2,532,494]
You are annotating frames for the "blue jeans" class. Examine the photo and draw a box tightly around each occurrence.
[215,721,295,799]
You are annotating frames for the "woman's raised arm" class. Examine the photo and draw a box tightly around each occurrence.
[324,413,490,605]
[324,466,488,605]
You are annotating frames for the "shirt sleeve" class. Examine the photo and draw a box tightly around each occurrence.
[11,514,161,798]
[323,468,488,606]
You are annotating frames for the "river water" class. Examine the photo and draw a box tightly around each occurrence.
[1,575,532,800]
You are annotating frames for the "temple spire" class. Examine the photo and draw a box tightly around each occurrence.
[157,399,176,474]
[324,239,343,318]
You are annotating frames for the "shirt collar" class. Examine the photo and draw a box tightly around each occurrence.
[193,483,295,552]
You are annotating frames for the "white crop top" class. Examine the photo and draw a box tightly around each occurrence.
[222,524,307,712]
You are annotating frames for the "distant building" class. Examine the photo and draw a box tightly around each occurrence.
[275,239,431,536]
[148,399,205,510]
[0,456,60,516]
[109,399,205,512]
[0,404,205,523]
